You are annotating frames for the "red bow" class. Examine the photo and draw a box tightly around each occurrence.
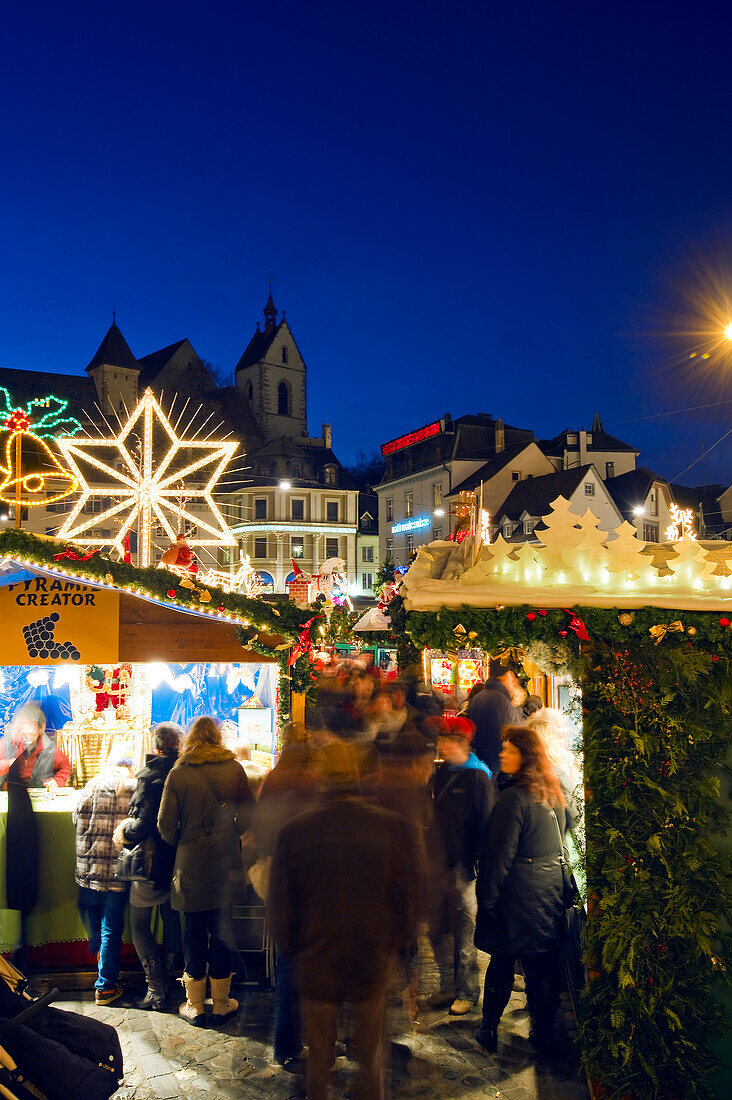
[563,609,590,641]
[53,546,100,563]
[288,615,322,667]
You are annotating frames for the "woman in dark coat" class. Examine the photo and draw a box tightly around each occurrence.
[474,724,566,1056]
[114,723,183,1010]
[158,716,254,1026]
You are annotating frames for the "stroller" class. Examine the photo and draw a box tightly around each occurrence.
[0,956,123,1100]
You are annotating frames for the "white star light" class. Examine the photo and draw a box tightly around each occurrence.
[57,389,238,567]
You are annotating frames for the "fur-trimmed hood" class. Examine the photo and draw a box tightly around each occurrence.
[176,743,236,767]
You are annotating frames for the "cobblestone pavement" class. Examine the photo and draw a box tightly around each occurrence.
[54,948,588,1100]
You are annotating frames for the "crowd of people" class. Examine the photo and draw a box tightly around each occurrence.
[1,656,583,1100]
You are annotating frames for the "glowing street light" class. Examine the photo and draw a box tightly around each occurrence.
[279,480,292,490]
[633,505,645,516]
[724,322,732,340]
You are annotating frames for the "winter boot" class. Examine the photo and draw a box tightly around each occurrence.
[209,974,239,1024]
[138,956,166,1011]
[178,974,207,1026]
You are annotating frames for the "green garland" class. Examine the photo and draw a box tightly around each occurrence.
[404,602,732,1098]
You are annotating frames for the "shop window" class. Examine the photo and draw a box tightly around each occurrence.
[326,501,339,522]
[291,498,304,521]
[254,537,267,558]
[255,498,267,520]
[325,537,339,558]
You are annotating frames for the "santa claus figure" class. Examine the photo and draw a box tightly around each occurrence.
[160,533,198,575]
[86,664,132,717]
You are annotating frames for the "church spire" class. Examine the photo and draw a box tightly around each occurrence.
[263,283,278,335]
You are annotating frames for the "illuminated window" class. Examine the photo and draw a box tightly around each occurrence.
[254,537,267,558]
[386,498,394,521]
[324,466,336,485]
[405,491,413,517]
[605,461,614,479]
[584,483,595,496]
[255,498,267,520]
[291,536,304,558]
[326,501,339,522]
[325,537,339,558]
[433,483,442,507]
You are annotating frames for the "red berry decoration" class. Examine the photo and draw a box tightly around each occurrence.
[526,612,537,621]
[719,617,730,628]
[558,628,569,637]
[166,589,176,598]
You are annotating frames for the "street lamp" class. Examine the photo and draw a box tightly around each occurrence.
[633,505,645,516]
[724,322,732,341]
[279,480,292,491]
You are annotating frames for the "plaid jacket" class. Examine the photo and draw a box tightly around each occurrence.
[72,766,136,892]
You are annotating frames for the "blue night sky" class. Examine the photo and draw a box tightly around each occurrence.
[1,1,730,484]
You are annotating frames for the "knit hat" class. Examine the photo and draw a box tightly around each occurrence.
[439,716,475,744]
[489,654,520,678]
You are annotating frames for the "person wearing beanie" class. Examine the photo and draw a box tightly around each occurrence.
[425,716,496,1018]
[467,657,526,774]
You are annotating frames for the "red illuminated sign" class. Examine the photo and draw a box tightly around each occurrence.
[381,421,441,457]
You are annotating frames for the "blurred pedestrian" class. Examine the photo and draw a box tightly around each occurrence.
[158,716,254,1026]
[474,725,566,1056]
[428,716,495,1016]
[268,740,420,1100]
[467,657,525,773]
[0,703,71,789]
[113,723,183,1010]
[73,745,136,1006]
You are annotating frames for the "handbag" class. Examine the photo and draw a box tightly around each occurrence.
[116,835,155,882]
[547,803,578,910]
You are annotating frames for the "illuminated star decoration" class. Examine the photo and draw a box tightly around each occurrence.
[665,502,697,542]
[57,389,238,567]
[0,388,82,507]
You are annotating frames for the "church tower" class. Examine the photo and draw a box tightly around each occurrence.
[85,317,140,418]
[234,290,307,441]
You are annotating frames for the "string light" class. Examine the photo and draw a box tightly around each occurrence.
[56,389,238,566]
[665,503,697,542]
[0,389,83,508]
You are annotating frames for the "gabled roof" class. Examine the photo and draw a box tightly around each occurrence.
[137,339,188,387]
[604,467,664,520]
[0,366,97,415]
[235,323,282,371]
[494,466,593,523]
[540,424,639,455]
[447,442,538,497]
[85,323,139,373]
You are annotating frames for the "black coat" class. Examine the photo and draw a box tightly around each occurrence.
[432,761,496,880]
[475,781,565,957]
[123,753,178,892]
[467,680,525,774]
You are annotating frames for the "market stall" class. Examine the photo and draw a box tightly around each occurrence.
[0,553,281,958]
[400,497,732,1099]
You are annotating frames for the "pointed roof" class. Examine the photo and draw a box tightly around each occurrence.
[136,339,188,386]
[494,466,594,524]
[85,322,139,374]
[263,288,278,334]
[447,441,545,497]
[235,323,281,371]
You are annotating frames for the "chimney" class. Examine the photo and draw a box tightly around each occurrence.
[322,423,332,448]
[495,418,505,453]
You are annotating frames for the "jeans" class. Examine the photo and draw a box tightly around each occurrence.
[273,952,301,1065]
[481,948,561,1038]
[302,985,388,1100]
[129,899,181,963]
[183,909,234,981]
[77,886,129,991]
[430,867,480,1001]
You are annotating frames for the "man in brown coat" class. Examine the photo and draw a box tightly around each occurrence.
[268,741,420,1100]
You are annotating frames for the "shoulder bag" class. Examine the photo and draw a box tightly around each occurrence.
[547,803,578,909]
[116,834,155,882]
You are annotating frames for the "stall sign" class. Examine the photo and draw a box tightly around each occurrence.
[0,577,119,664]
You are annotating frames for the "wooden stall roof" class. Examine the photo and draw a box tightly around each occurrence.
[119,593,282,663]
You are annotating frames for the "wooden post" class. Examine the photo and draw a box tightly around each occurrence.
[14,433,21,528]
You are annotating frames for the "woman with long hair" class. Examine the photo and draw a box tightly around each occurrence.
[158,716,254,1026]
[474,725,566,1057]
